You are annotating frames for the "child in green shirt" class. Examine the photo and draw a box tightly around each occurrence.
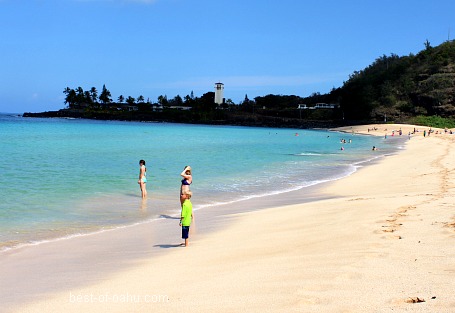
[179,190,193,247]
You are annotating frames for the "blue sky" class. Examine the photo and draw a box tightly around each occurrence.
[1,0,454,113]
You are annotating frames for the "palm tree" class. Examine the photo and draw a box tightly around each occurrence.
[158,95,168,106]
[126,96,136,105]
[63,87,77,108]
[99,84,112,105]
[90,87,98,103]
[84,91,92,104]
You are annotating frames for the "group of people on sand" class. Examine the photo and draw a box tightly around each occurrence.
[138,160,194,247]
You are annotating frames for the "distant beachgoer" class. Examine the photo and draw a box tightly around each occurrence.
[138,159,147,199]
[179,190,193,247]
[180,165,192,206]
[372,146,378,151]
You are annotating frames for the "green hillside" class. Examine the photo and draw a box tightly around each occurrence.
[334,40,455,121]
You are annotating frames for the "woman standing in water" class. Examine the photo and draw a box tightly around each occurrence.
[180,165,192,205]
[138,160,147,199]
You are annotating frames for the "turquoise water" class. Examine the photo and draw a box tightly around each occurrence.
[0,113,405,250]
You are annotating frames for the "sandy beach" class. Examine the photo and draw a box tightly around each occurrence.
[9,124,455,312]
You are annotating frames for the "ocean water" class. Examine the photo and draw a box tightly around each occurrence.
[0,113,405,251]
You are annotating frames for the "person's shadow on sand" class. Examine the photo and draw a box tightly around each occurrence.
[154,244,184,248]
[159,215,180,220]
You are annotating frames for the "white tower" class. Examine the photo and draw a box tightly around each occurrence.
[214,82,224,105]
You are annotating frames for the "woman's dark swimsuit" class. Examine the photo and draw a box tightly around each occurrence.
[181,179,191,185]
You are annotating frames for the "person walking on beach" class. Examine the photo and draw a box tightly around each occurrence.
[138,159,147,199]
[179,190,193,247]
[180,165,192,206]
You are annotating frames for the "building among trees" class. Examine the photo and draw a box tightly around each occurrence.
[214,82,224,105]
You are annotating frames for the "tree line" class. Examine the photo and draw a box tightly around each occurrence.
[254,40,455,122]
[63,85,236,111]
[62,40,455,124]
[250,40,455,122]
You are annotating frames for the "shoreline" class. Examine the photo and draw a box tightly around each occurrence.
[3,123,455,312]
[0,161,358,254]
[0,123,405,252]
[0,167,338,312]
[21,109,345,129]
[0,172,336,311]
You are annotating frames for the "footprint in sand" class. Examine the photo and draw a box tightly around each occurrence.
[405,297,425,303]
[379,206,415,238]
[442,220,455,232]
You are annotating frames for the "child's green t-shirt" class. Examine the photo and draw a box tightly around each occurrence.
[181,200,193,226]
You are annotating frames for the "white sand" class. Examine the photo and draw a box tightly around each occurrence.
[17,124,455,313]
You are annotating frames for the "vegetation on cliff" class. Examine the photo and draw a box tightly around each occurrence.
[334,40,455,121]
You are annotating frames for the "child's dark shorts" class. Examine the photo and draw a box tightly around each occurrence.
[182,226,190,239]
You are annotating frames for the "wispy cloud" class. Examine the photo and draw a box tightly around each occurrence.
[221,74,348,88]
[29,93,39,101]
[152,73,348,90]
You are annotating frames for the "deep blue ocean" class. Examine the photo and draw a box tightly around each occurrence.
[0,113,406,251]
